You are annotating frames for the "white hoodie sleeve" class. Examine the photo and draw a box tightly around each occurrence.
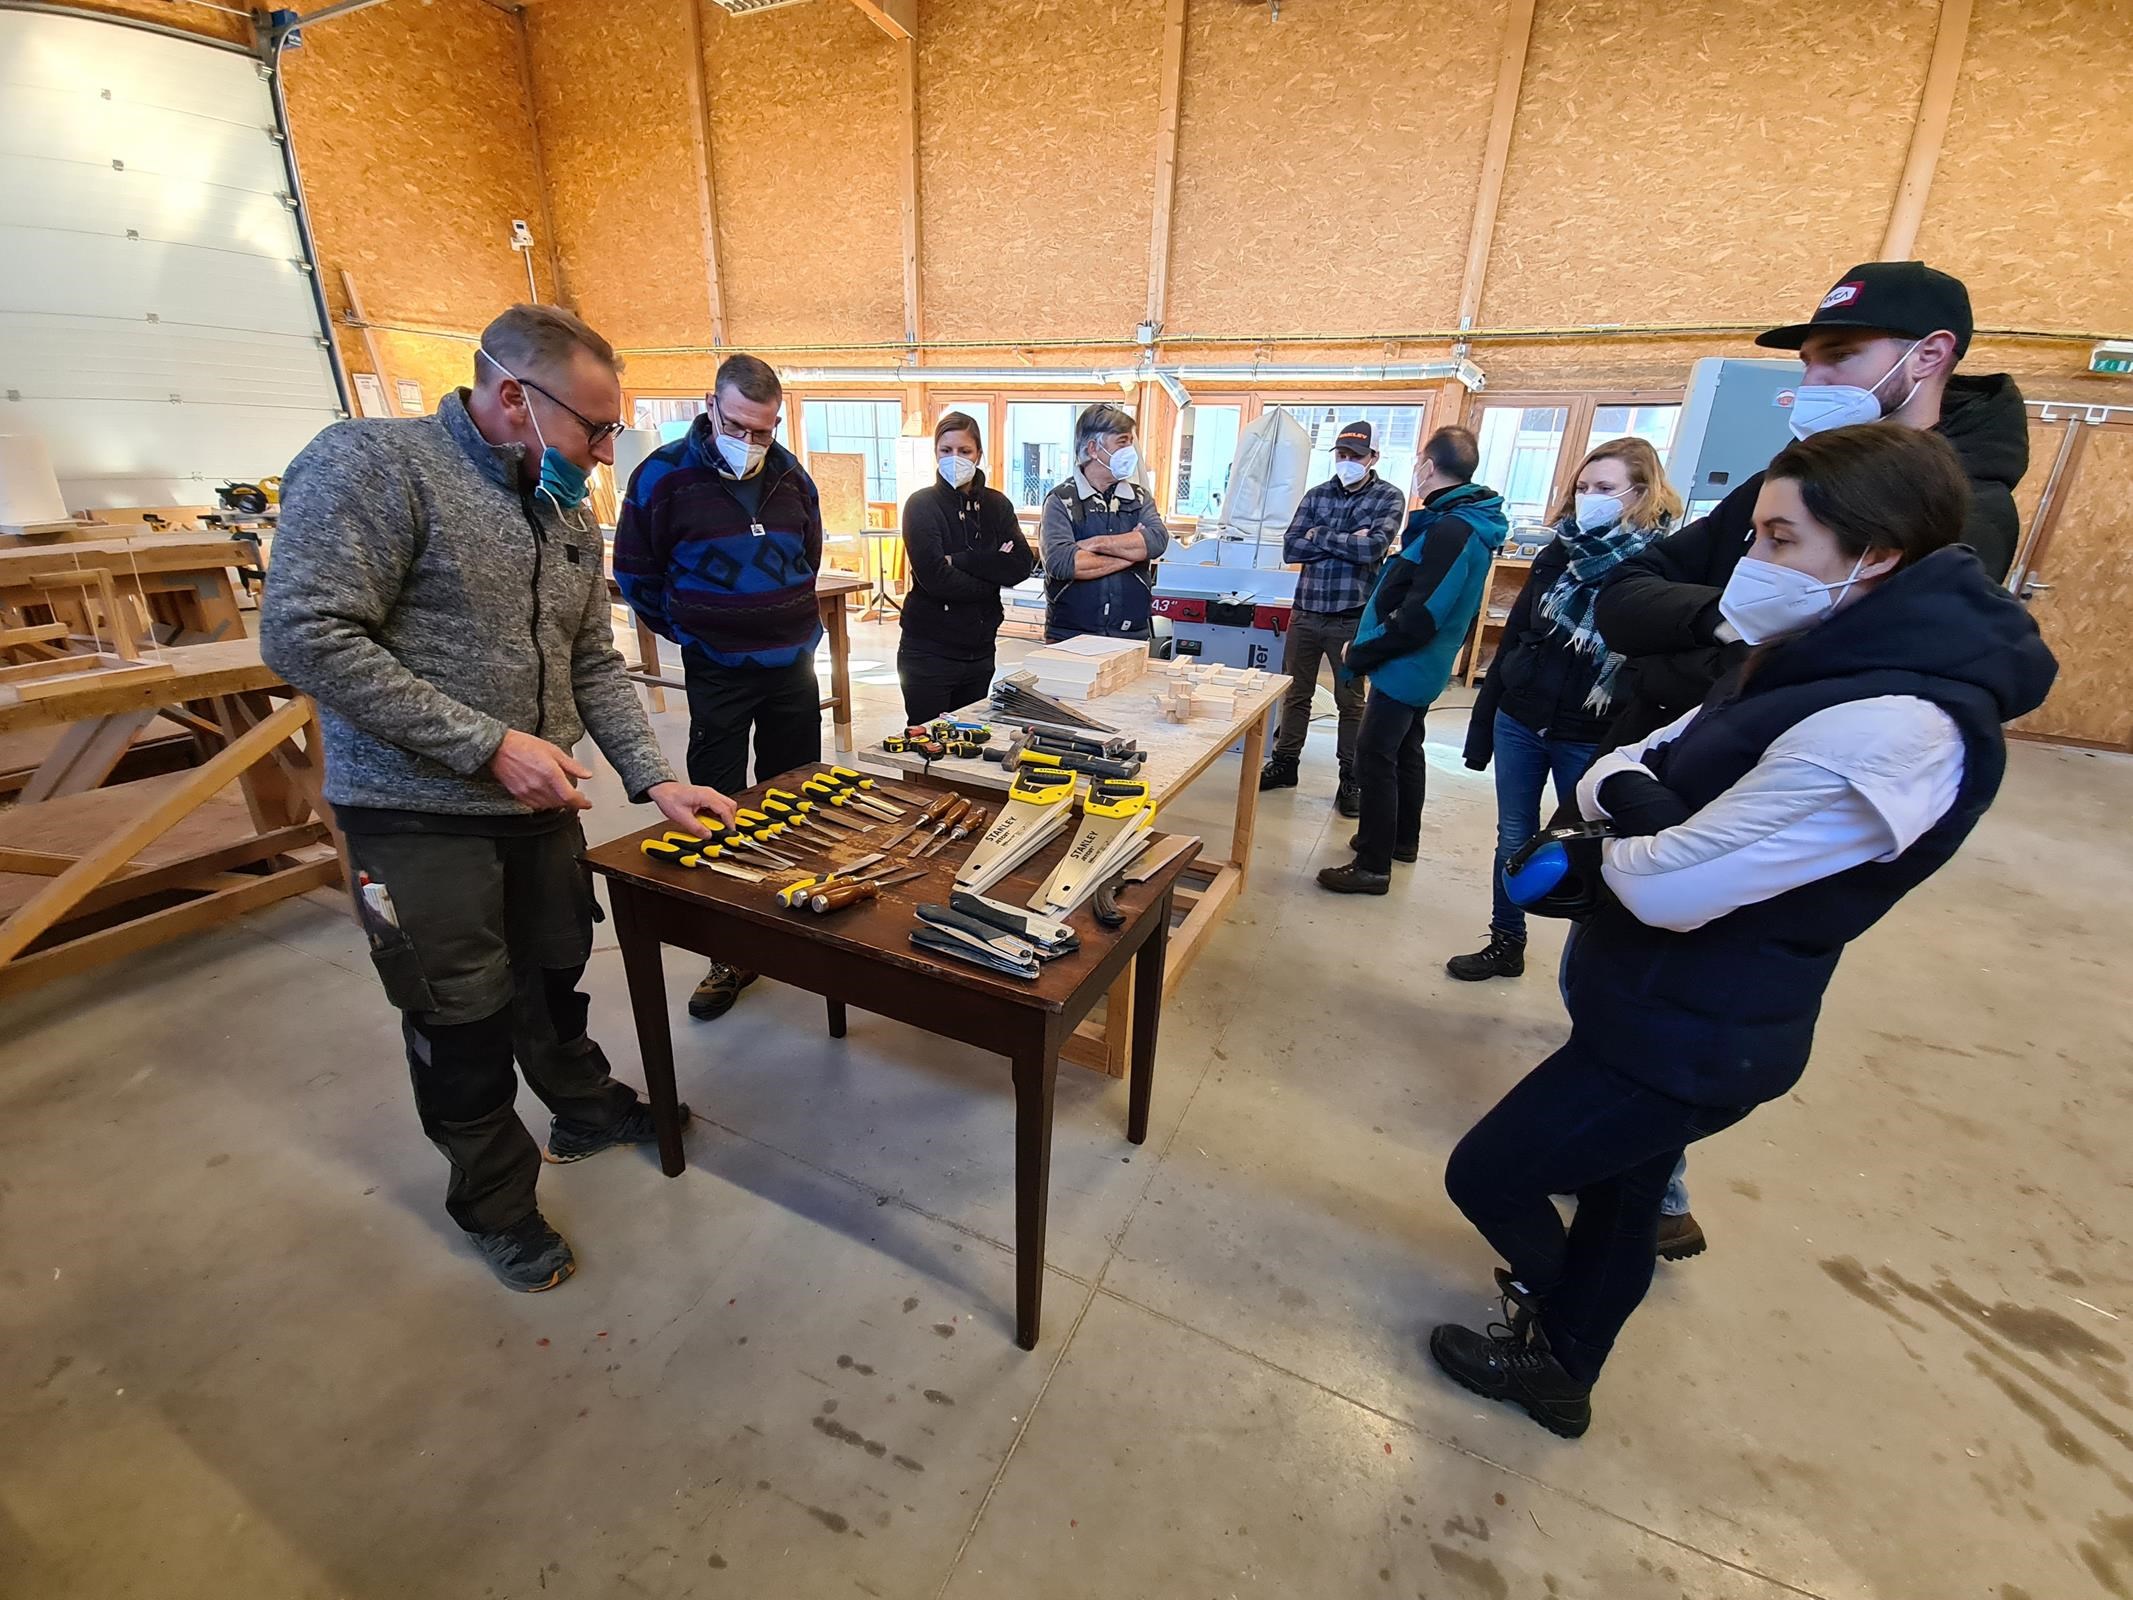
[1595,696,1966,933]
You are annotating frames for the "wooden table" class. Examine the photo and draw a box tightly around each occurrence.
[609,570,868,752]
[864,667,1288,1075]
[0,535,250,645]
[0,640,341,1000]
[586,771,1199,1349]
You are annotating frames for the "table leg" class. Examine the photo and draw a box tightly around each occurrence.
[608,881,686,1177]
[822,592,853,753]
[1011,1038,1060,1350]
[827,997,847,1038]
[1128,888,1172,1145]
[1231,709,1270,893]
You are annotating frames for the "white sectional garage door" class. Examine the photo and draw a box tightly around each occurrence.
[0,8,344,511]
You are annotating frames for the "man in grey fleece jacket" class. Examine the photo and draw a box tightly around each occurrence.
[262,304,735,1293]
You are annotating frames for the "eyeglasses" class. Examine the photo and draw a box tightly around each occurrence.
[520,376,626,446]
[713,400,781,448]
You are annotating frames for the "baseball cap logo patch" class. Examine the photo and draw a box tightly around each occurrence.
[1819,282,1864,310]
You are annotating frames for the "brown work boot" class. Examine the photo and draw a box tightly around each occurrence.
[688,961,758,1021]
[1656,1211,1707,1262]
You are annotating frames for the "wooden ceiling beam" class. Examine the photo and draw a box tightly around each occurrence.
[1880,0,1974,260]
[848,0,915,42]
[1455,0,1537,334]
[680,0,729,347]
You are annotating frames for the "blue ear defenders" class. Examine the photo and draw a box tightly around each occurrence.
[1502,822,1615,920]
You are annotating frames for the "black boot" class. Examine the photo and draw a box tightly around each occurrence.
[1316,861,1390,895]
[1446,929,1526,981]
[1334,764,1362,818]
[1427,1271,1592,1438]
[1258,757,1299,791]
[1350,831,1418,864]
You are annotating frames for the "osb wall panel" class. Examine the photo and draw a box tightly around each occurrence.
[700,1,905,349]
[1165,0,1504,338]
[375,331,484,413]
[1914,0,2133,336]
[525,0,713,352]
[61,0,251,46]
[1482,0,1940,329]
[283,0,551,334]
[2014,426,2133,747]
[918,0,1162,345]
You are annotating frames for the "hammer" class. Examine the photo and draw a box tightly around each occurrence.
[984,728,1145,783]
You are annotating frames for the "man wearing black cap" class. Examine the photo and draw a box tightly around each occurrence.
[1587,260,2027,1267]
[1260,420,1408,815]
[1595,261,2027,750]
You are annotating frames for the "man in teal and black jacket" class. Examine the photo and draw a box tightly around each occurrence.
[1318,427,1508,894]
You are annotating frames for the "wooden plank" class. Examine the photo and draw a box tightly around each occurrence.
[1160,861,1241,1001]
[59,823,329,924]
[513,5,572,308]
[1880,0,1975,260]
[846,0,914,39]
[1,660,176,705]
[19,709,156,803]
[0,848,75,876]
[1142,0,1187,331]
[0,639,281,737]
[0,623,69,652]
[338,270,401,416]
[0,695,310,964]
[1230,705,1268,893]
[896,29,922,348]
[1455,0,1538,332]
[0,859,339,1003]
[679,0,730,347]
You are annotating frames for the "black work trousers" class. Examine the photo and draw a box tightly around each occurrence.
[681,649,823,795]
[346,819,638,1234]
[1443,1038,1753,1385]
[1351,687,1429,873]
[897,641,994,728]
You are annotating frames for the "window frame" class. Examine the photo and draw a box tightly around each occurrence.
[1453,387,1686,526]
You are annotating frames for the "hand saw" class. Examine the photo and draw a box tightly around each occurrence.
[952,766,1077,897]
[1028,778,1154,917]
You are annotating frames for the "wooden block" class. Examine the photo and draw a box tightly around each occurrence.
[0,659,177,705]
[0,623,70,654]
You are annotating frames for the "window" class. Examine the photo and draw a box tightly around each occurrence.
[801,398,901,502]
[1001,400,1135,511]
[1169,403,1243,520]
[1477,405,1570,528]
[1587,404,1682,458]
[1275,403,1425,505]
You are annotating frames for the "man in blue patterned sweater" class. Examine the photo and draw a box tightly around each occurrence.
[615,353,823,1022]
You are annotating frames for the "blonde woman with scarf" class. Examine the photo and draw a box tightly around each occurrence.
[1450,437,1682,982]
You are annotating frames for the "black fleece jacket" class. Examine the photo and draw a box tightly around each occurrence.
[898,470,1037,660]
[1591,372,2029,744]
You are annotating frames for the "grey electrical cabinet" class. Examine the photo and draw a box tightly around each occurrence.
[1666,358,1801,520]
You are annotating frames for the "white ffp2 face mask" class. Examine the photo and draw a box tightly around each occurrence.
[1573,492,1626,531]
[1333,459,1368,489]
[938,454,977,489]
[1718,552,1870,644]
[1787,340,1924,439]
[1104,443,1139,482]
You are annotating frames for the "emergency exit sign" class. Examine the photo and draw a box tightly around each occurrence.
[2092,341,2133,375]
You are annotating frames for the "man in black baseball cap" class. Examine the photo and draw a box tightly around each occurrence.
[1579,259,2027,1266]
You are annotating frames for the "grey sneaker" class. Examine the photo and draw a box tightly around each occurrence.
[546,1100,690,1165]
[467,1211,575,1293]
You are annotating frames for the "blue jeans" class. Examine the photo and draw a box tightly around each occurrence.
[1489,710,1600,939]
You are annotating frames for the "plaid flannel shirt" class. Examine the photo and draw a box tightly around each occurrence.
[1281,472,1407,614]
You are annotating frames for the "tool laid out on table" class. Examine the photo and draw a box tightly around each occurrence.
[827,766,911,811]
[875,792,960,854]
[698,816,801,869]
[807,769,904,820]
[806,866,927,914]
[906,796,972,855]
[952,767,1079,898]
[1030,778,1155,917]
[734,809,810,861]
[798,776,886,822]
[989,669,1117,733]
[909,903,1041,979]
[1006,720,1135,759]
[1092,832,1199,927]
[947,891,1079,958]
[762,788,872,837]
[916,804,987,858]
[639,834,770,883]
[985,727,1146,783]
[772,851,886,908]
[882,727,946,765]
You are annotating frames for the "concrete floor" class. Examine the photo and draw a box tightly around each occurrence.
[4,618,2131,1600]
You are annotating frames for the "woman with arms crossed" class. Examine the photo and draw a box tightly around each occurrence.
[1429,424,2056,1438]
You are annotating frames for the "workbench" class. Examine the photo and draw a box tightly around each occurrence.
[586,771,1198,1349]
[0,640,340,1000]
[862,667,1289,1076]
[0,534,250,645]
[609,570,869,752]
